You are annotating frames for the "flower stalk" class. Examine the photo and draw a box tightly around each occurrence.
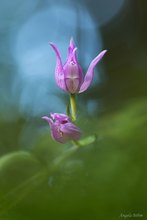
[70,93,77,122]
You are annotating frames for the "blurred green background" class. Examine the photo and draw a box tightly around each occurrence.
[0,0,147,219]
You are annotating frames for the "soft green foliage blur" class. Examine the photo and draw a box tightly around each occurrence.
[0,99,147,219]
[0,0,147,219]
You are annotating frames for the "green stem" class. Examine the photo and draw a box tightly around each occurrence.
[70,93,77,122]
[72,140,81,147]
[69,94,81,147]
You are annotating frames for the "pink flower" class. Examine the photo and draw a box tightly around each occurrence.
[42,113,81,143]
[50,38,107,94]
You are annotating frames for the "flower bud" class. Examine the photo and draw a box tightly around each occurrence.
[42,113,81,143]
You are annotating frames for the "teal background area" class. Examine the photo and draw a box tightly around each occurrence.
[0,0,147,219]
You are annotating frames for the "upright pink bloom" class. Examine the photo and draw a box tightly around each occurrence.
[50,38,107,94]
[42,113,81,143]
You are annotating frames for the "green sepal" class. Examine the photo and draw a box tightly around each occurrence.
[78,134,97,146]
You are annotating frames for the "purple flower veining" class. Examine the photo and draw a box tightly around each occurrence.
[42,113,81,143]
[50,38,107,94]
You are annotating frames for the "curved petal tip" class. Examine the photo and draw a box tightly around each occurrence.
[70,37,76,49]
[42,116,52,124]
[49,42,57,50]
[100,49,108,56]
[79,49,107,93]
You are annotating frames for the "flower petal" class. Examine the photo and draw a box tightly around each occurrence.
[64,45,84,93]
[50,113,70,122]
[60,122,81,140]
[50,123,64,143]
[69,37,76,50]
[42,116,53,125]
[79,50,107,93]
[49,42,66,91]
[67,38,78,64]
[66,38,76,63]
